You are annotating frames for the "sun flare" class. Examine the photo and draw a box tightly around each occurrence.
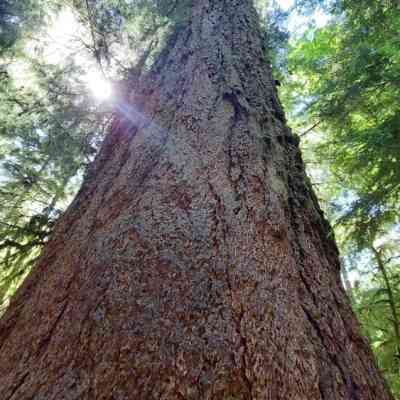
[86,71,112,101]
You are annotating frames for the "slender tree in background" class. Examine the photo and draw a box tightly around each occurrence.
[0,1,394,398]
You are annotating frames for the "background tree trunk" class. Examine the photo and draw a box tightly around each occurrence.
[0,1,392,399]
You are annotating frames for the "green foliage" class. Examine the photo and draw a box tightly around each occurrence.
[0,0,53,55]
[69,0,192,74]
[0,59,110,309]
[262,5,290,80]
[283,0,400,395]
[286,0,400,244]
[353,249,400,394]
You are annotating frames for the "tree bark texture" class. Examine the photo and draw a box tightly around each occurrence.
[0,1,393,399]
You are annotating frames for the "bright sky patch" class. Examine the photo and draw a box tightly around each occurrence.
[86,70,112,101]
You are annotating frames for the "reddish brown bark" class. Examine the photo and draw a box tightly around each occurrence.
[0,1,393,399]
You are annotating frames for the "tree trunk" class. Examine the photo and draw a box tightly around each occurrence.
[371,246,400,369]
[0,1,392,399]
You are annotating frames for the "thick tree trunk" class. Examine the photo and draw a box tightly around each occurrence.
[0,1,392,399]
